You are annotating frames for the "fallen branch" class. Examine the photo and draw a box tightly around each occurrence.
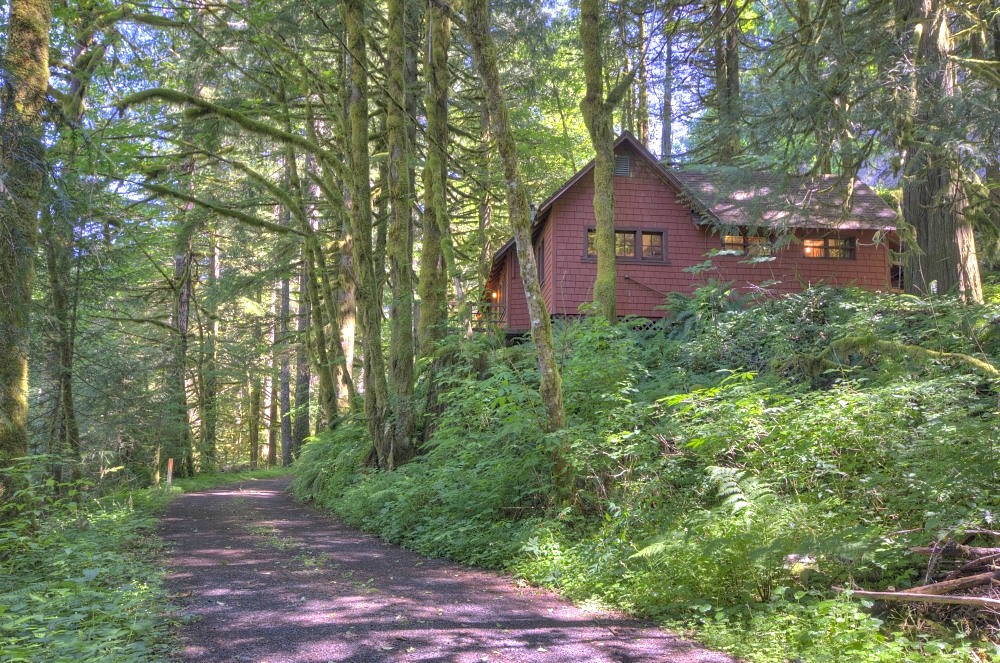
[900,571,998,596]
[943,553,1000,581]
[912,545,1000,559]
[834,586,1000,610]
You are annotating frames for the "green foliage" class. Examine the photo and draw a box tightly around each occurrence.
[0,457,172,663]
[0,459,285,663]
[295,287,1000,661]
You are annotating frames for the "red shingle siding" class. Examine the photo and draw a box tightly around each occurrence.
[495,144,892,332]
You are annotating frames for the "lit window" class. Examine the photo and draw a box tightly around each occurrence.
[722,231,773,256]
[722,234,745,252]
[804,237,855,259]
[642,232,663,259]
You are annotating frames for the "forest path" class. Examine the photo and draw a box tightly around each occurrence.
[160,476,737,663]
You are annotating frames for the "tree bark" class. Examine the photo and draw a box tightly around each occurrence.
[714,0,741,163]
[661,26,673,162]
[280,271,292,466]
[418,0,452,357]
[248,377,262,470]
[898,0,982,302]
[463,0,567,438]
[344,0,395,467]
[0,0,52,462]
[579,0,618,322]
[200,225,220,471]
[293,256,311,457]
[387,0,416,464]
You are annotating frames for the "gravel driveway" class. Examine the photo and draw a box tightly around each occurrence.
[159,477,737,663]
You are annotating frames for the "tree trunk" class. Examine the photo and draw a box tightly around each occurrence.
[580,0,618,322]
[293,257,311,457]
[418,0,451,357]
[41,206,82,482]
[248,378,262,470]
[201,225,220,471]
[344,0,395,467]
[0,0,52,463]
[464,0,567,438]
[387,0,416,464]
[636,11,649,146]
[714,0,741,164]
[899,0,983,302]
[267,371,278,467]
[280,272,292,466]
[171,231,195,478]
[661,25,673,162]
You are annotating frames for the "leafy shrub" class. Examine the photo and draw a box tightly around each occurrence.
[0,457,172,663]
[295,286,1000,662]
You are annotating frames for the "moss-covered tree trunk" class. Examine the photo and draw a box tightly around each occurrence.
[387,0,416,463]
[41,206,82,483]
[0,0,52,463]
[200,226,220,471]
[344,0,395,468]
[293,257,311,458]
[579,0,618,323]
[248,377,261,470]
[279,268,292,466]
[418,0,451,357]
[899,0,982,302]
[464,0,566,436]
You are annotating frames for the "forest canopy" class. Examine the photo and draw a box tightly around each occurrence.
[2,0,1000,659]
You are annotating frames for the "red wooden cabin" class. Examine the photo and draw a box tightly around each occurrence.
[483,133,898,333]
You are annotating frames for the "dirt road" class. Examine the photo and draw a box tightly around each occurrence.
[159,477,736,663]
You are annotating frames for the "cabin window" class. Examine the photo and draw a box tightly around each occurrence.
[586,229,666,261]
[642,232,663,259]
[804,237,855,259]
[722,230,773,256]
[722,234,745,252]
[614,155,631,177]
[615,231,636,257]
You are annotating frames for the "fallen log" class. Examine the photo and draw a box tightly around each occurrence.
[942,552,1000,581]
[834,586,1000,610]
[900,571,998,595]
[911,545,1000,559]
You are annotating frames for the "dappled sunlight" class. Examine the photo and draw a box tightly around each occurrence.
[161,479,734,663]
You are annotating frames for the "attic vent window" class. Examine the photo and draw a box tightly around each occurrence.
[614,155,631,177]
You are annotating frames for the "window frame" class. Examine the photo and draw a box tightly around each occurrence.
[803,236,856,260]
[720,229,774,257]
[535,238,545,285]
[585,227,668,263]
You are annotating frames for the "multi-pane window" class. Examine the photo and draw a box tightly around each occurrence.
[587,229,666,261]
[804,237,855,259]
[722,234,745,252]
[615,231,636,257]
[642,232,663,259]
[722,231,773,256]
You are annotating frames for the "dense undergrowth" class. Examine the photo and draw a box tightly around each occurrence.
[0,462,289,663]
[294,285,1000,662]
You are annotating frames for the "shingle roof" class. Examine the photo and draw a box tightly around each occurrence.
[672,169,897,231]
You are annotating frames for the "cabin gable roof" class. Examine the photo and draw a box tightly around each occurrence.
[485,132,898,283]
